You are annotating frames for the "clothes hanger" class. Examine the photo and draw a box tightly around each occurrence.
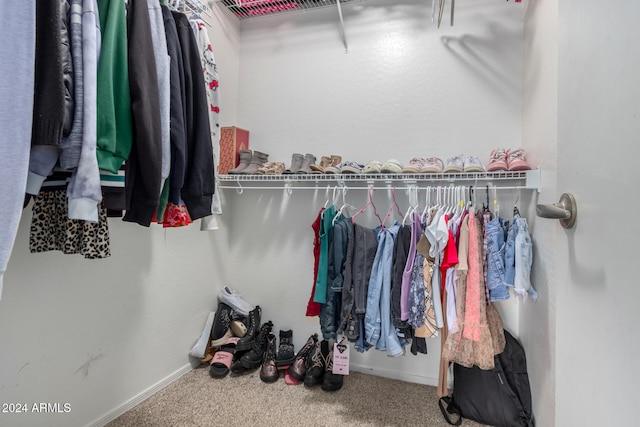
[382,187,402,229]
[514,191,521,217]
[493,185,500,218]
[323,185,331,209]
[402,185,419,225]
[421,186,432,224]
[351,185,383,226]
[333,186,357,226]
[321,185,339,219]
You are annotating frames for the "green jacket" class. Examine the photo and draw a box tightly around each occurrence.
[96,0,132,174]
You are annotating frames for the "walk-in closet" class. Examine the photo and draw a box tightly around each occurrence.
[1,1,638,426]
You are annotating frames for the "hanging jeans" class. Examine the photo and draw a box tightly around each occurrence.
[365,223,405,357]
[485,216,510,302]
[514,217,538,301]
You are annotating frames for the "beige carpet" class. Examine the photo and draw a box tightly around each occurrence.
[106,366,486,427]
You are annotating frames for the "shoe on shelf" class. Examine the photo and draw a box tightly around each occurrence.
[443,155,464,173]
[487,148,509,172]
[296,153,317,174]
[218,286,253,317]
[283,153,304,174]
[339,161,364,174]
[236,305,262,352]
[289,333,318,381]
[239,150,269,175]
[310,155,332,174]
[380,159,403,174]
[507,148,531,171]
[323,155,343,174]
[304,339,329,388]
[239,320,274,369]
[227,150,252,174]
[322,340,344,392]
[209,336,240,379]
[210,302,234,348]
[419,157,444,173]
[260,333,279,383]
[189,311,215,359]
[275,329,296,367]
[401,158,426,174]
[362,160,382,174]
[463,156,485,173]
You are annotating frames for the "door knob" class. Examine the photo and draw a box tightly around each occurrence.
[536,193,577,229]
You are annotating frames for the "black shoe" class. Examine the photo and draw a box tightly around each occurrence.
[275,329,295,367]
[303,339,328,387]
[322,340,344,392]
[210,302,234,347]
[236,305,262,352]
[288,333,318,381]
[260,333,279,383]
[239,320,273,369]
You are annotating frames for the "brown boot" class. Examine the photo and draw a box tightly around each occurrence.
[310,155,331,174]
[227,150,252,174]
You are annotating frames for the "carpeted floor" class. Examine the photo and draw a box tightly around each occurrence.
[106,366,487,427]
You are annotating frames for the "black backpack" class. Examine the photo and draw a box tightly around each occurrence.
[439,330,534,427]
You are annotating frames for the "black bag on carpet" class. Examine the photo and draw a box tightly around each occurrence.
[439,330,534,427]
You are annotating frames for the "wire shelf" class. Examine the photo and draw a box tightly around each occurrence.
[217,168,542,192]
[216,0,364,20]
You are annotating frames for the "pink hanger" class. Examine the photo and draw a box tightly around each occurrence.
[382,187,403,228]
[351,185,383,226]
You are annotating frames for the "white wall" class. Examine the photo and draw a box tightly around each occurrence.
[521,1,558,426]
[0,8,241,427]
[230,0,527,386]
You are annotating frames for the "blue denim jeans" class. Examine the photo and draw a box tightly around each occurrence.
[504,215,519,287]
[364,223,405,357]
[485,216,510,301]
[514,217,538,300]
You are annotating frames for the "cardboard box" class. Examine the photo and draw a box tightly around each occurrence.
[219,126,250,174]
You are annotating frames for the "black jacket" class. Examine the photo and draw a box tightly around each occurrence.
[172,11,215,220]
[123,0,163,227]
[161,5,187,206]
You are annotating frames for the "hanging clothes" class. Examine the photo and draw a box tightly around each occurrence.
[306,208,324,317]
[0,0,36,299]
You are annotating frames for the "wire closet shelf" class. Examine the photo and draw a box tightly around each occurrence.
[217,168,542,192]
[216,0,364,20]
[169,0,214,25]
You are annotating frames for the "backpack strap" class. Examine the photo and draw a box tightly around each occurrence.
[438,396,463,426]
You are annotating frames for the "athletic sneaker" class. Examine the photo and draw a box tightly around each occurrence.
[507,148,531,171]
[463,156,485,173]
[443,155,464,173]
[487,148,508,172]
[218,287,253,317]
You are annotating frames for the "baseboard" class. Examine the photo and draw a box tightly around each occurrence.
[350,363,440,387]
[87,364,192,427]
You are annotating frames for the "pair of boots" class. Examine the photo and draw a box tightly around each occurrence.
[228,150,269,174]
[259,329,296,383]
[283,153,316,174]
[302,339,344,392]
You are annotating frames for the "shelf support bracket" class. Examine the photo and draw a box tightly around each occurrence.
[336,0,348,52]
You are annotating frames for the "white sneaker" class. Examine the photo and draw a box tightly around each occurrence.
[443,155,464,173]
[189,311,215,359]
[218,287,253,316]
[463,156,485,173]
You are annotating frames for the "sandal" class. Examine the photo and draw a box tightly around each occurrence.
[339,161,364,174]
[380,159,403,174]
[209,336,240,378]
[362,160,382,174]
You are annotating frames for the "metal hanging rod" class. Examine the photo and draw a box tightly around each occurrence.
[169,0,214,26]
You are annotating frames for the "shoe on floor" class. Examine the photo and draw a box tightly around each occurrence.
[507,148,531,171]
[239,321,274,369]
[289,333,318,381]
[189,311,215,359]
[463,155,485,173]
[210,302,234,347]
[487,148,508,172]
[236,305,262,352]
[275,329,295,367]
[322,340,344,392]
[260,333,279,383]
[304,339,329,387]
[218,287,252,317]
[209,336,240,378]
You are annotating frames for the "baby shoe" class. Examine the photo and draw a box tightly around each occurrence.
[324,155,343,174]
[487,148,508,172]
[507,148,531,171]
[380,159,403,174]
[463,156,485,173]
[419,157,444,173]
[340,161,364,174]
[401,158,426,174]
[443,155,464,173]
[310,155,331,174]
[362,160,382,174]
